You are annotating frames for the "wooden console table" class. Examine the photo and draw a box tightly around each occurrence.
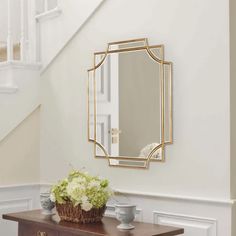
[3,210,184,236]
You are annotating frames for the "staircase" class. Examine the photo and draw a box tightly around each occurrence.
[0,0,104,141]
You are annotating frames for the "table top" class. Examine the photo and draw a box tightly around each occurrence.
[3,210,184,236]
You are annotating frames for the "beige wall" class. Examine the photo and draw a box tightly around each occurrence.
[0,107,40,185]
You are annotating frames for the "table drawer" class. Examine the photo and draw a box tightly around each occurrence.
[19,223,58,236]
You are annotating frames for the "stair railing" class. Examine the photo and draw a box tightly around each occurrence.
[7,0,13,61]
[0,0,60,64]
[4,0,29,63]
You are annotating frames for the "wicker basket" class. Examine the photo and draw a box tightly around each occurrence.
[56,201,106,223]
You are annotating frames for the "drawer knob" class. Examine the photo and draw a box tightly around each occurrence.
[37,231,47,236]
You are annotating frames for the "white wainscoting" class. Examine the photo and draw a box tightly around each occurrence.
[154,211,217,236]
[25,184,235,236]
[110,189,233,236]
[105,203,218,236]
[0,184,40,236]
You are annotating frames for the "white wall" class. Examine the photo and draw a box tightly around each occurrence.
[230,0,236,199]
[0,0,21,43]
[40,0,232,235]
[38,0,104,68]
[0,0,8,43]
[41,0,230,199]
[230,0,236,234]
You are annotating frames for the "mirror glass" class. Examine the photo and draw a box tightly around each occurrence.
[88,40,172,168]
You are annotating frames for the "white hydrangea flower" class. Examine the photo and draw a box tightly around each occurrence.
[76,177,86,184]
[66,179,86,203]
[81,195,88,203]
[66,182,77,196]
[81,202,93,211]
[88,180,100,189]
[67,179,85,194]
[51,170,113,209]
[50,192,56,202]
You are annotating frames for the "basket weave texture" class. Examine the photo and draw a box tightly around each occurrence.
[56,201,106,223]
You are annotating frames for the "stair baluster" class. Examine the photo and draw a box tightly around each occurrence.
[20,0,26,62]
[7,0,13,62]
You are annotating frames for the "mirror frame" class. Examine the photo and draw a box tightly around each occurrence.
[87,38,173,169]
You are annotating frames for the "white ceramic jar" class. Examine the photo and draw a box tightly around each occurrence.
[40,193,55,215]
[115,204,136,230]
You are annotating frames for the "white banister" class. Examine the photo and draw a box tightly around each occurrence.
[20,0,26,61]
[28,0,37,62]
[44,0,48,12]
[7,0,13,61]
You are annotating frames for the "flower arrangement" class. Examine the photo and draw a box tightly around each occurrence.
[50,170,113,223]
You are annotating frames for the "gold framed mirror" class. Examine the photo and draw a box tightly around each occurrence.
[87,38,172,169]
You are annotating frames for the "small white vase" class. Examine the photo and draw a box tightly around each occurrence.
[40,193,55,215]
[115,203,136,230]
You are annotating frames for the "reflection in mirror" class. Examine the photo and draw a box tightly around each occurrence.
[164,63,172,143]
[109,158,146,168]
[88,70,94,141]
[109,40,146,51]
[88,39,172,168]
[94,50,163,160]
[118,50,161,158]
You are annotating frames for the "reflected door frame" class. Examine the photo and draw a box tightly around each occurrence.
[94,52,119,156]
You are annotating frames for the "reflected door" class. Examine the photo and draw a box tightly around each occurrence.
[94,53,119,156]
